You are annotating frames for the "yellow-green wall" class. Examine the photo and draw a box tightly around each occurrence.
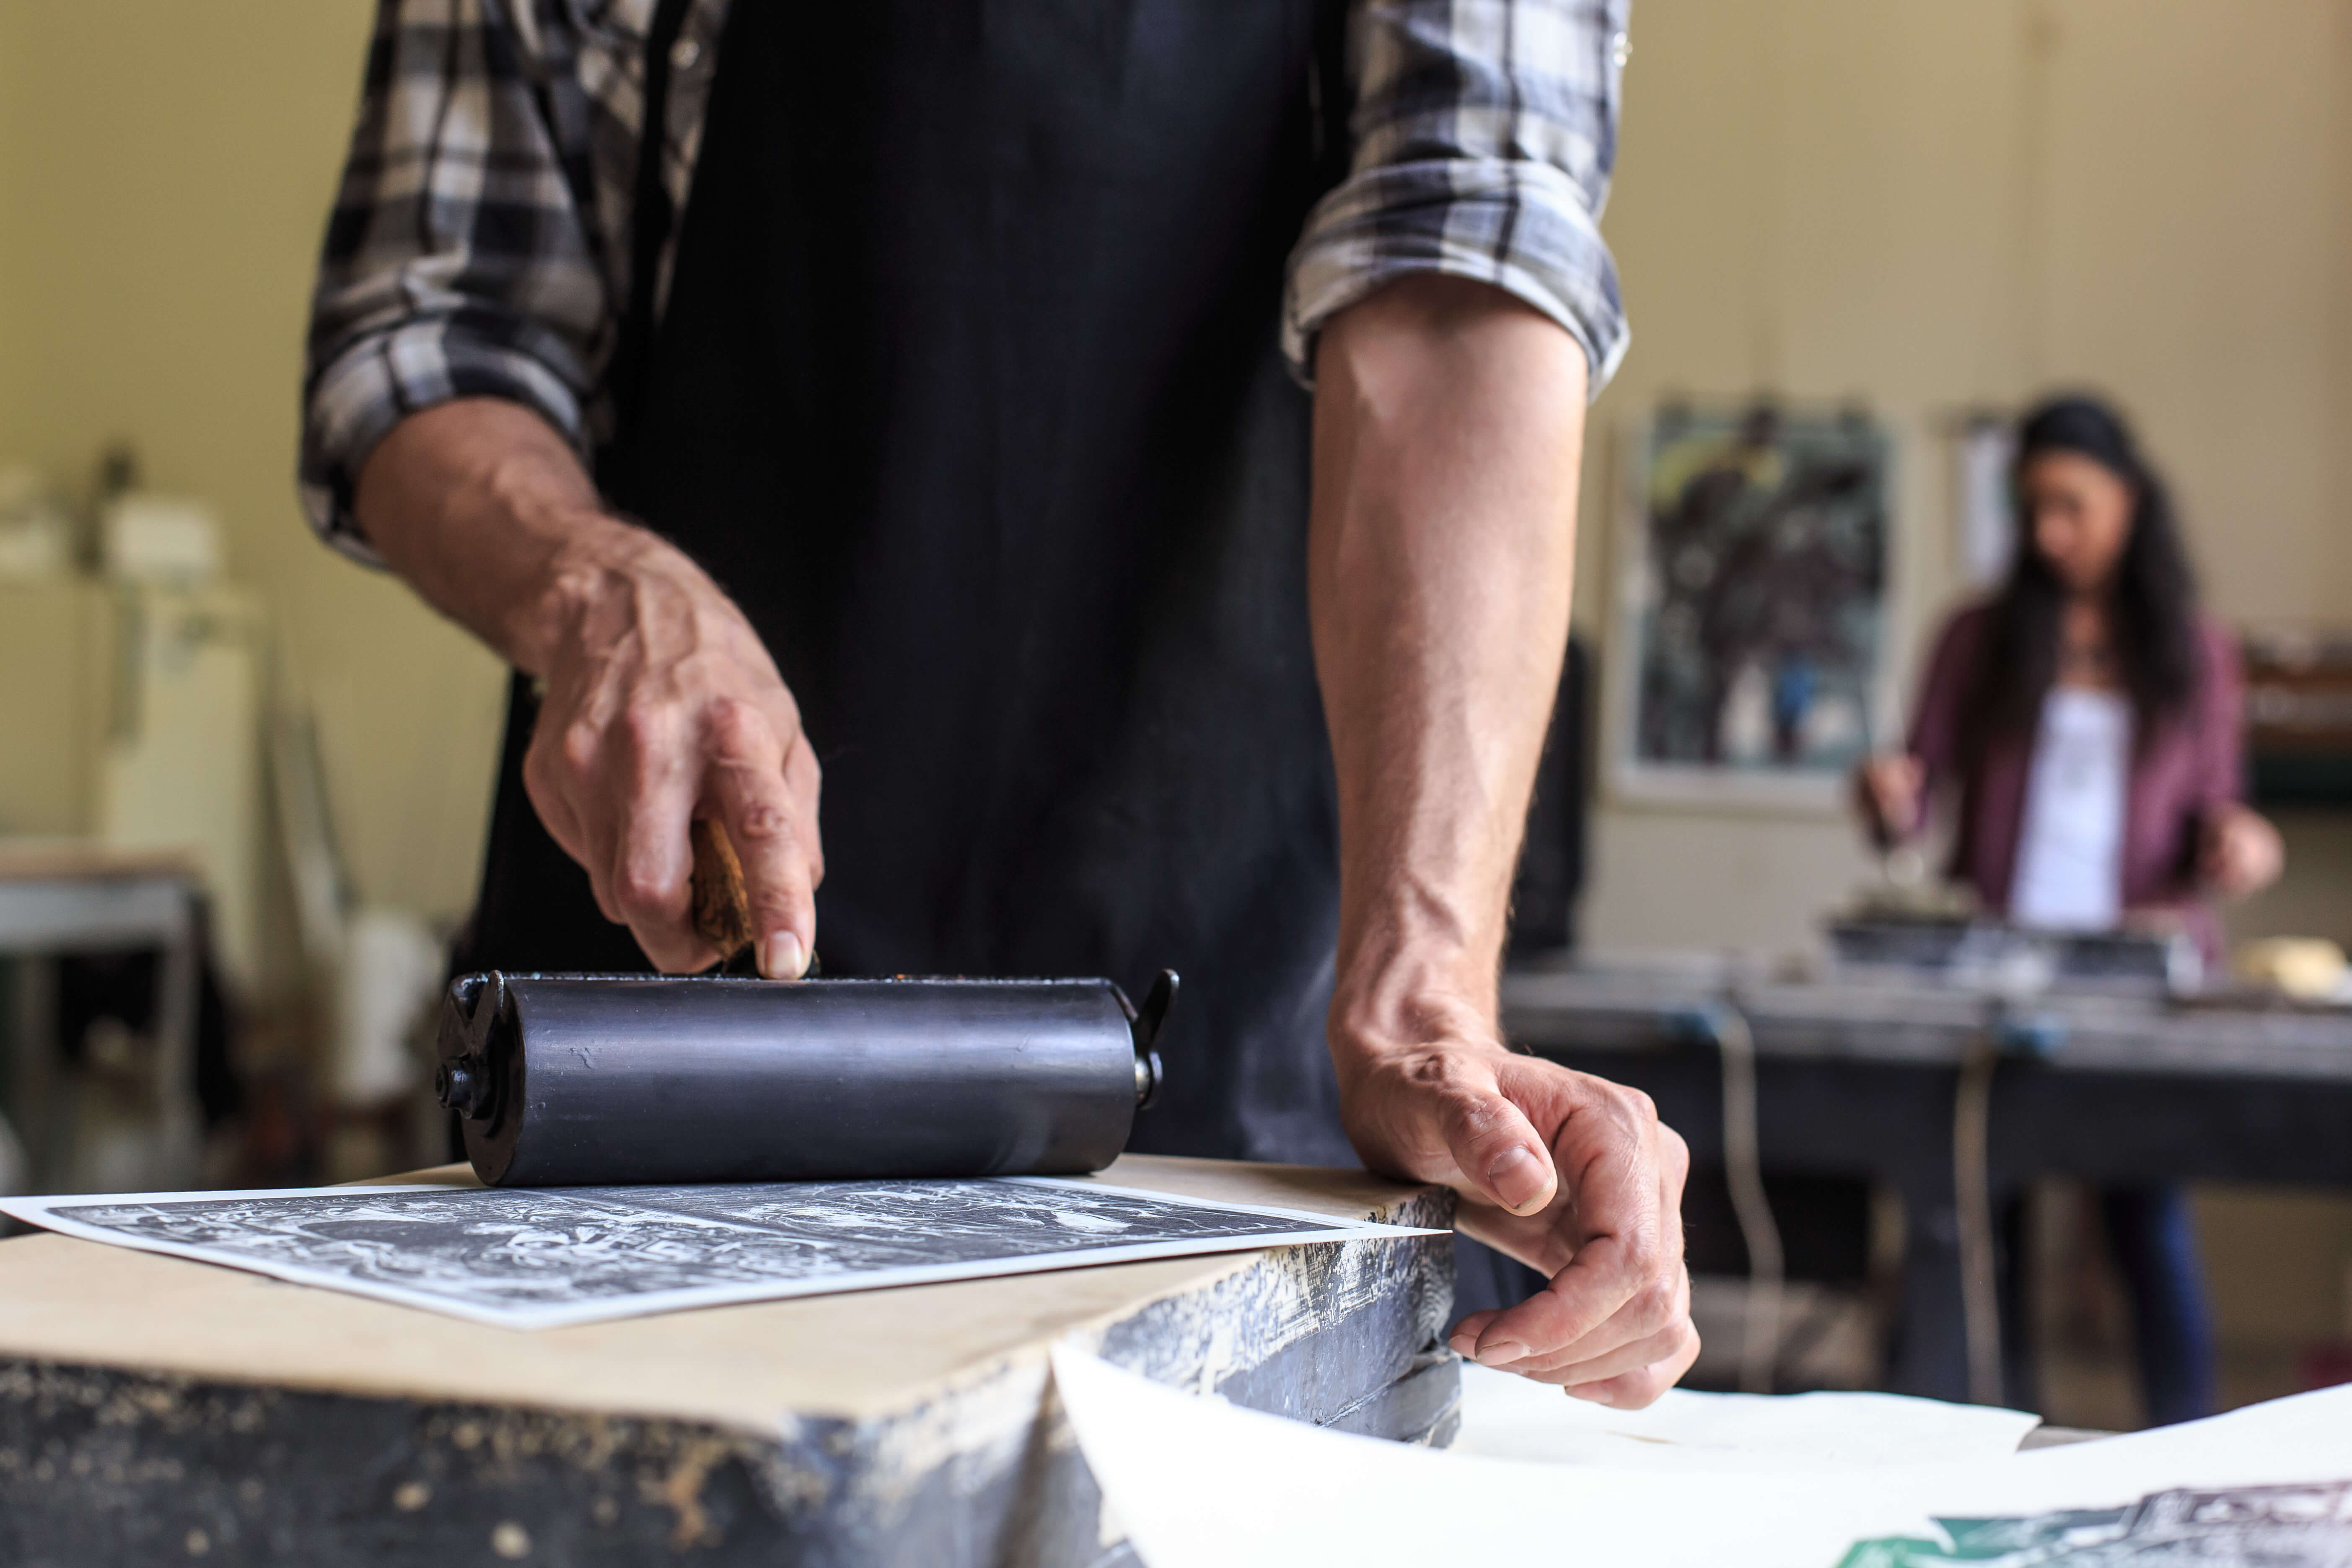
[0,0,508,920]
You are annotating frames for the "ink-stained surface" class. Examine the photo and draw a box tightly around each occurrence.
[1,1178,1429,1330]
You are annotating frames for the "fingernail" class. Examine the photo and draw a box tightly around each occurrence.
[1486,1146,1542,1205]
[763,931,807,980]
[1474,1341,1528,1367]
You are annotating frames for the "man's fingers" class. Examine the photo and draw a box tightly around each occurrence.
[610,708,707,972]
[1456,1268,1696,1392]
[1562,1320,1704,1410]
[1466,1071,1667,1366]
[1497,1134,1691,1382]
[702,697,817,980]
[784,731,826,889]
[521,715,616,921]
[519,692,813,975]
[519,713,589,866]
[1500,1262,1691,1378]
[1434,1083,1557,1219]
[1655,1122,1691,1301]
[1446,1308,1503,1360]
[1523,1314,1695,1389]
[1469,1249,1678,1371]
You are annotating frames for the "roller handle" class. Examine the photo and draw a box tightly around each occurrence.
[690,819,757,968]
[691,822,824,975]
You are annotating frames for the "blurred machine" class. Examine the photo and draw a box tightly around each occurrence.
[0,493,270,995]
[95,581,271,993]
[0,490,266,1195]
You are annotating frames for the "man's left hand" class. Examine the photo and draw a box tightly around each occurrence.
[1334,996,1699,1407]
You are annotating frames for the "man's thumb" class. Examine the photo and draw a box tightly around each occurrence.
[1443,1091,1557,1216]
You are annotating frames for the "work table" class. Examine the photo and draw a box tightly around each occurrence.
[0,1155,1455,1566]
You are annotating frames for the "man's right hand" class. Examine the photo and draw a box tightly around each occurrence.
[523,527,822,976]
[355,399,822,978]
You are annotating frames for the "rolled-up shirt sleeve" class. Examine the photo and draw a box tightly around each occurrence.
[300,0,609,565]
[1285,0,1632,393]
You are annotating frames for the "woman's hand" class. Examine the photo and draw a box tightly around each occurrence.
[1853,753,1924,847]
[2200,803,2283,899]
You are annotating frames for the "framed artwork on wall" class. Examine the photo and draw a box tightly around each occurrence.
[1603,402,1894,811]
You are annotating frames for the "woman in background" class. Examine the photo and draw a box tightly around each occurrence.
[1855,393,2282,1425]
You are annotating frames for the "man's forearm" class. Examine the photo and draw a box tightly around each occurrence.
[355,398,642,675]
[1309,275,1588,1042]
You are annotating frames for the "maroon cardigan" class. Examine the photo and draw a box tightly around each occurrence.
[1903,602,2246,956]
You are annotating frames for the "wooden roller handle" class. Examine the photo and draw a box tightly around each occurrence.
[689,819,756,962]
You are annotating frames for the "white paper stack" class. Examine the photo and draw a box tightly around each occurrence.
[1052,1348,2352,1568]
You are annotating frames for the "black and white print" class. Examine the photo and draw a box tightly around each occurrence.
[0,1179,1431,1330]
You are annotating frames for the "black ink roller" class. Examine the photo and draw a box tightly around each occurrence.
[434,968,1173,1187]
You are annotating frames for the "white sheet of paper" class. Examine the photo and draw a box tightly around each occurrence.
[1051,1346,2352,1568]
[1453,1362,2042,1471]
[0,1178,1441,1330]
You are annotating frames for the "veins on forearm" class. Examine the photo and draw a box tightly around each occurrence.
[1308,277,1587,1026]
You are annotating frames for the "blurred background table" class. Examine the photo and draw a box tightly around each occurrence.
[1503,950,2352,1406]
[0,841,206,1195]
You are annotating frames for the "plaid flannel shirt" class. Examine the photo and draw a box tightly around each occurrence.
[301,0,1631,559]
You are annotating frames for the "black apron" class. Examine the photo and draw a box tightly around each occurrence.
[460,0,1357,1165]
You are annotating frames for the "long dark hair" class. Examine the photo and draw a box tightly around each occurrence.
[1962,394,2202,761]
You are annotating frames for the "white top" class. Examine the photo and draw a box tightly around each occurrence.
[2009,687,2132,931]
